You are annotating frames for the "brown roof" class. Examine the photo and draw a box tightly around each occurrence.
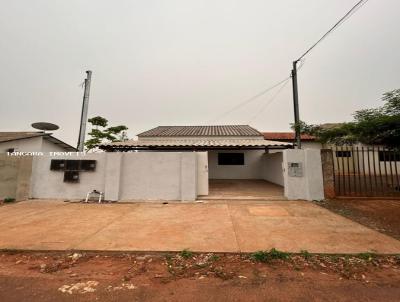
[0,131,46,143]
[262,132,316,141]
[138,125,262,137]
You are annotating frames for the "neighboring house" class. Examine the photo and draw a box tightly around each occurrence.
[100,125,291,181]
[261,131,399,179]
[0,132,76,153]
[262,132,322,150]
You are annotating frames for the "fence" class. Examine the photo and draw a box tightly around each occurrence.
[332,146,400,197]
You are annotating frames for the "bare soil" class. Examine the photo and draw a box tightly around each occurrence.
[318,198,400,240]
[0,251,399,302]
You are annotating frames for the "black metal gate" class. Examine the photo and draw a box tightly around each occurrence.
[332,146,400,197]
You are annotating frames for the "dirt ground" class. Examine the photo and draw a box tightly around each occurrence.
[0,251,399,302]
[319,198,400,240]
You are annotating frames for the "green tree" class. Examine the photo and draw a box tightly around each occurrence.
[294,89,400,147]
[84,116,128,151]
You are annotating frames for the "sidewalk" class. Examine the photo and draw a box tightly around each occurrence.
[0,199,400,253]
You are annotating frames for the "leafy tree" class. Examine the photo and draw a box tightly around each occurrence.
[84,116,128,151]
[294,89,400,147]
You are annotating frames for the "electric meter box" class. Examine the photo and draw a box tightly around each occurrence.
[288,162,303,177]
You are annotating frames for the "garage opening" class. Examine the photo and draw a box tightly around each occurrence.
[200,150,285,200]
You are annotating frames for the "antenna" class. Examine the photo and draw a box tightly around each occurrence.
[31,122,59,132]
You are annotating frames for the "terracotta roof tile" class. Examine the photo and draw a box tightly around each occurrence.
[262,132,316,141]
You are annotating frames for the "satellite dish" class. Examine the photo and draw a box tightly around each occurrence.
[31,122,59,131]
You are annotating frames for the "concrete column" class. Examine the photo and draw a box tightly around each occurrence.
[15,156,33,201]
[283,149,324,201]
[180,152,197,201]
[320,149,335,199]
[104,153,123,201]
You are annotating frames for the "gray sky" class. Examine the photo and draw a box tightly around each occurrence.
[0,0,399,146]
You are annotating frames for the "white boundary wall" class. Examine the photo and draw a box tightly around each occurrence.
[30,152,203,201]
[283,149,324,201]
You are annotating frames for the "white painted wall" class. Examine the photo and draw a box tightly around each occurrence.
[41,138,69,152]
[0,136,70,154]
[196,152,209,195]
[208,150,265,179]
[283,149,324,201]
[30,152,202,201]
[0,137,43,153]
[31,153,107,200]
[262,152,284,186]
[302,142,323,149]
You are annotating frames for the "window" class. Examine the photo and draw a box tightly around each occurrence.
[378,151,400,162]
[218,153,244,165]
[335,151,352,158]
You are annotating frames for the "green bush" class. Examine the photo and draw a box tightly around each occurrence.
[180,249,193,259]
[3,197,15,203]
[251,248,291,262]
[300,250,312,260]
[357,252,376,261]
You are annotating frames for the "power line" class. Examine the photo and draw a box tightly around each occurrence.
[247,78,291,124]
[296,0,369,62]
[210,76,290,123]
[211,59,306,123]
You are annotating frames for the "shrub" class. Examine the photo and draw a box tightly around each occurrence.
[180,249,193,259]
[251,248,291,263]
[300,250,312,260]
[357,252,376,261]
[3,197,15,203]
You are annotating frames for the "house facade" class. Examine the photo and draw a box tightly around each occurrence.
[0,132,76,154]
[100,125,294,198]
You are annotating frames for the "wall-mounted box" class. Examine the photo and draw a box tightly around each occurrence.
[50,160,65,171]
[64,171,80,183]
[288,162,303,177]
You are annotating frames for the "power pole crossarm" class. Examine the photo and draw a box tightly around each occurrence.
[77,70,92,152]
[291,61,301,149]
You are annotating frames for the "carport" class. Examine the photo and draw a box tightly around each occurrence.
[204,179,285,200]
[102,138,291,200]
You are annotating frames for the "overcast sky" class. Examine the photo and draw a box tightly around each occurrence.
[0,0,399,146]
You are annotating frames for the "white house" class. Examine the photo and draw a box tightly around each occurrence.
[100,125,293,199]
[0,132,76,154]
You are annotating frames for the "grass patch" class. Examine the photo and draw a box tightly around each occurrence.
[210,254,220,262]
[251,248,291,263]
[180,249,193,259]
[300,250,312,260]
[357,252,376,261]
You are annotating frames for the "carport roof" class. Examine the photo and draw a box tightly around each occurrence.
[100,139,291,150]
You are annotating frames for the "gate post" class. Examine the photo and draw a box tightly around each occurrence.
[321,149,335,199]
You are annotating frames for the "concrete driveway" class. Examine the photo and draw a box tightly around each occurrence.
[1,200,400,254]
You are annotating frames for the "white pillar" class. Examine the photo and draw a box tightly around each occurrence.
[283,149,324,201]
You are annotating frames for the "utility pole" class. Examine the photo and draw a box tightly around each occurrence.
[291,61,301,149]
[77,70,92,152]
